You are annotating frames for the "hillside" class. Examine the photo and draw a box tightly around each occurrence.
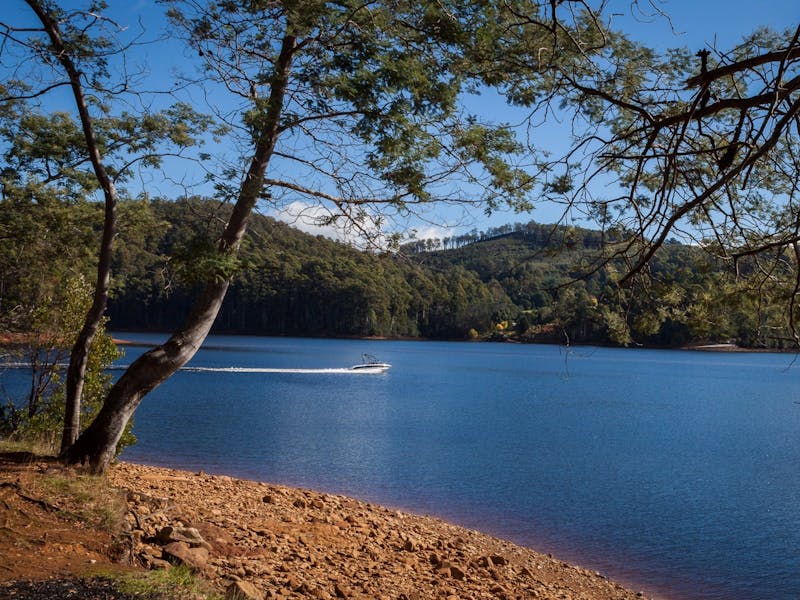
[107,198,510,340]
[0,191,790,347]
[22,197,783,348]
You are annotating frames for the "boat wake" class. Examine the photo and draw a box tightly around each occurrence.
[3,363,387,375]
[178,366,380,374]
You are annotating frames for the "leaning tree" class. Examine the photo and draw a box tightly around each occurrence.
[7,0,616,473]
[18,0,794,471]
[62,0,604,472]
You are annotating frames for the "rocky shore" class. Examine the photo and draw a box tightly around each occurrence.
[107,462,654,600]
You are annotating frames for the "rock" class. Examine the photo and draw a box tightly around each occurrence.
[157,525,207,546]
[195,522,237,554]
[138,543,161,559]
[437,562,465,581]
[450,565,466,581]
[148,557,172,570]
[286,575,307,592]
[473,556,489,569]
[105,462,646,600]
[225,580,263,600]
[162,541,209,571]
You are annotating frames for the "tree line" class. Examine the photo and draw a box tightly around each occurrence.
[98,196,793,349]
[2,192,794,355]
[103,197,513,339]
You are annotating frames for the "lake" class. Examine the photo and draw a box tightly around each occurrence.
[6,334,800,599]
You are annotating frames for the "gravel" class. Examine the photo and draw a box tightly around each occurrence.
[0,577,141,600]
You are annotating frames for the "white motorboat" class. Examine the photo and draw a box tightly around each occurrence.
[350,353,391,373]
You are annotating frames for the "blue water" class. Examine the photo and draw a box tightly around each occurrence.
[6,334,800,599]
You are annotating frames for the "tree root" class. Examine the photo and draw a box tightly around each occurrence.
[0,481,61,512]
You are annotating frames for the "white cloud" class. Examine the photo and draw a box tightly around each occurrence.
[409,225,454,241]
[265,201,382,247]
[269,201,341,238]
[265,201,468,250]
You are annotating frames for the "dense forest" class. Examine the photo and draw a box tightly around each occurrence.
[84,197,789,349]
[105,197,510,340]
[1,194,790,351]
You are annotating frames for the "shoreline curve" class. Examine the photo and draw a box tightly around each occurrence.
[109,461,663,600]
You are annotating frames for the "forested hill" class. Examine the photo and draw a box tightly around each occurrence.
[108,198,508,340]
[105,198,784,348]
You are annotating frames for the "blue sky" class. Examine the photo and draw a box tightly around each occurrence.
[613,0,799,50]
[8,0,800,241]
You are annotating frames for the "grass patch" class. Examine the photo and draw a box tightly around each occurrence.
[0,441,223,599]
[0,437,127,532]
[108,566,223,600]
[32,471,128,532]
[0,437,57,457]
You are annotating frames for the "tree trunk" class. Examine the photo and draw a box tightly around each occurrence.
[24,0,118,452]
[62,193,115,450]
[62,280,229,472]
[62,33,298,474]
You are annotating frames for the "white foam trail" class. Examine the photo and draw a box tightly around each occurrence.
[180,366,380,374]
[4,363,387,374]
[102,365,385,374]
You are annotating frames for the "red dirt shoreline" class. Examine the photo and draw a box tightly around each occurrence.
[0,454,662,599]
[108,461,661,600]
